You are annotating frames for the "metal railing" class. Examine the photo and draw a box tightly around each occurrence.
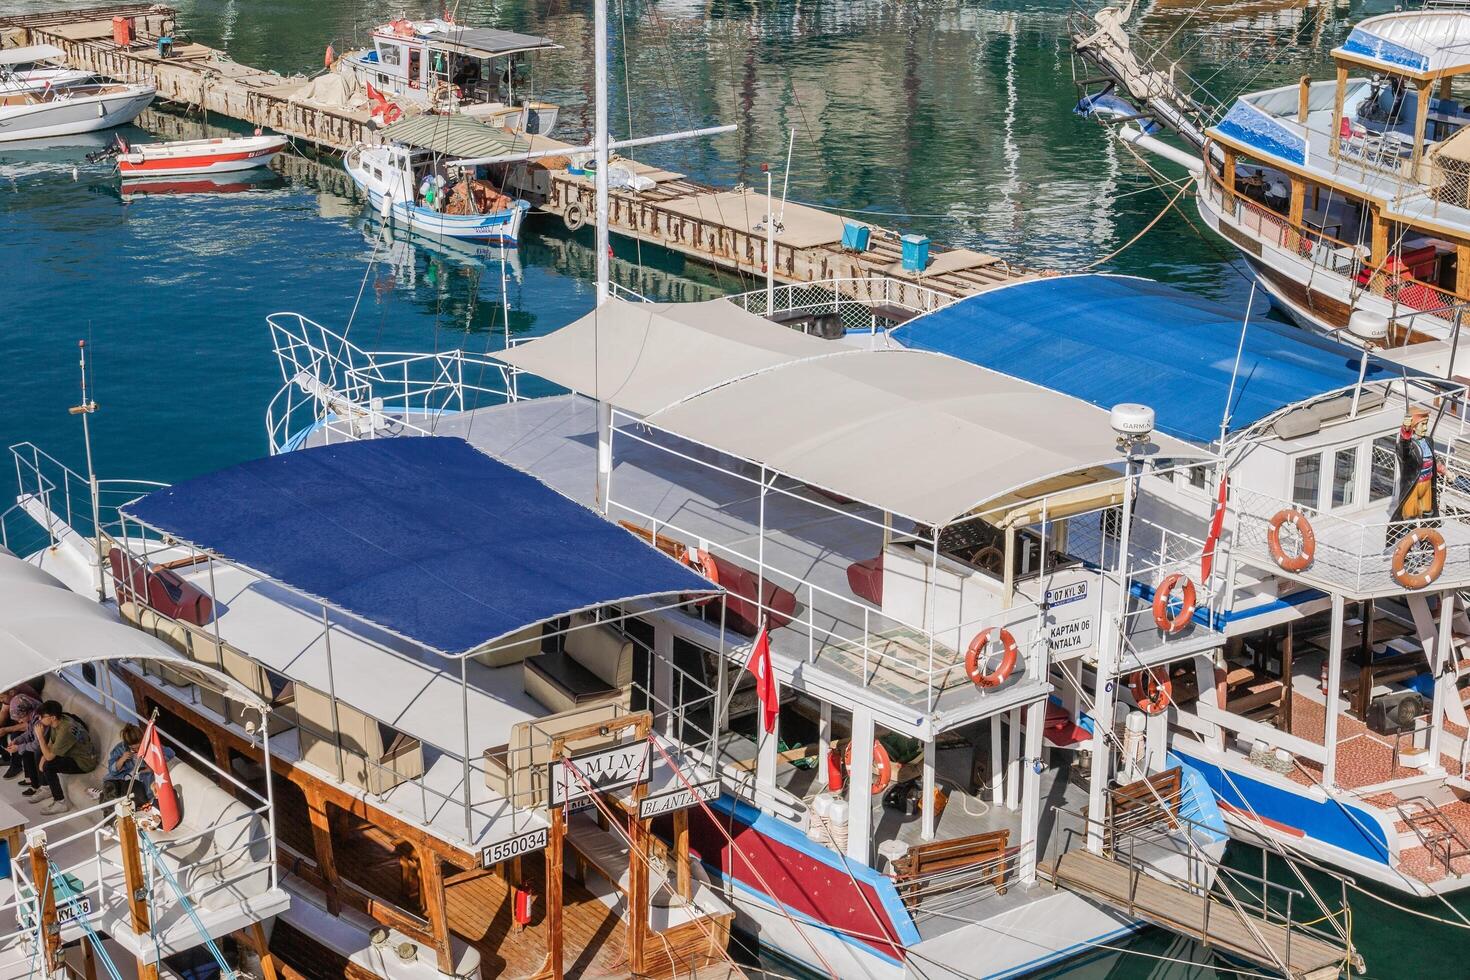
[728,277,957,328]
[266,312,519,453]
[9,442,165,547]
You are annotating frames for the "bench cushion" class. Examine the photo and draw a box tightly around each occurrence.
[525,652,619,706]
[566,614,633,689]
[472,624,544,668]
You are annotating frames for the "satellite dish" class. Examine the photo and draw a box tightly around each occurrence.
[1110,403,1155,445]
[1348,310,1389,343]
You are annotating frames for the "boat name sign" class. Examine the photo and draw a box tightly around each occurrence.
[637,777,720,820]
[1044,571,1095,658]
[550,741,652,806]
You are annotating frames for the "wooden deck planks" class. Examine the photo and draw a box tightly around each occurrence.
[1041,850,1351,980]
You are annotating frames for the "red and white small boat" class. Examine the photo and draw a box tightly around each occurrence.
[114,133,287,177]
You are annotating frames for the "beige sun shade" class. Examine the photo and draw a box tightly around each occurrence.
[494,297,836,416]
[644,349,1200,527]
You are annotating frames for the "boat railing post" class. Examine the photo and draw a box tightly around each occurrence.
[261,704,279,891]
[321,607,345,783]
[1285,891,1294,968]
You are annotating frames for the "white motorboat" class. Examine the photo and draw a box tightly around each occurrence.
[0,81,154,143]
[111,132,288,177]
[0,43,91,95]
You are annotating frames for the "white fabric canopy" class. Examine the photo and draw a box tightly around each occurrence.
[644,348,1199,526]
[494,297,834,416]
[0,549,266,708]
[0,44,66,66]
[1338,12,1470,75]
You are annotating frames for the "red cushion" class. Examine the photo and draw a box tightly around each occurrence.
[708,554,796,637]
[846,554,883,605]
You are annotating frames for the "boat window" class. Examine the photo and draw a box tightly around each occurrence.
[378,42,402,69]
[409,47,422,83]
[1331,447,1358,508]
[1369,435,1397,502]
[1177,465,1208,495]
[1291,452,1321,510]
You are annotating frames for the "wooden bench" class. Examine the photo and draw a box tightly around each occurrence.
[1106,767,1182,847]
[890,829,1010,908]
[619,520,685,560]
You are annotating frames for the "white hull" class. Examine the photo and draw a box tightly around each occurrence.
[118,135,287,177]
[0,68,92,95]
[345,146,528,244]
[0,85,154,143]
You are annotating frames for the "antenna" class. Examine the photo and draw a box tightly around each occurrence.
[67,339,104,601]
[1216,283,1256,447]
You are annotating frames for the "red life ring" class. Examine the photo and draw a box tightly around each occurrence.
[1267,509,1315,572]
[1151,573,1196,634]
[1391,528,1447,589]
[1129,669,1172,715]
[844,740,892,795]
[964,628,1018,689]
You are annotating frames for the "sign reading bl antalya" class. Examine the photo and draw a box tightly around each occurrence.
[636,777,720,820]
[550,741,652,806]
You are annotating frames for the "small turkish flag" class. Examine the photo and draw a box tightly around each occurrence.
[747,625,778,735]
[139,720,180,832]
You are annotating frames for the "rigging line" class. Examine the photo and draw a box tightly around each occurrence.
[617,0,643,284]
[1076,176,1194,271]
[787,176,1190,221]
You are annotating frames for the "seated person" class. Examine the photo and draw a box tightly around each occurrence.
[93,724,172,809]
[0,686,40,779]
[22,701,100,815]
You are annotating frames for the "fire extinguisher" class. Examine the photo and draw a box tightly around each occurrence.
[513,885,535,927]
[826,746,844,792]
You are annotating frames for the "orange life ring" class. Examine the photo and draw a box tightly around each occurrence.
[1129,668,1172,715]
[844,739,892,795]
[680,546,719,606]
[964,628,1018,689]
[1151,573,1196,634]
[1391,528,1447,589]
[1267,509,1316,572]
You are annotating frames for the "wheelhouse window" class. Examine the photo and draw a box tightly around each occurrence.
[378,42,403,69]
[1292,452,1322,510]
[1369,435,1397,502]
[1331,447,1358,508]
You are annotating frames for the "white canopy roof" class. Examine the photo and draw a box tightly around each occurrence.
[643,348,1198,526]
[494,297,834,416]
[0,44,66,66]
[0,549,266,709]
[1336,11,1470,76]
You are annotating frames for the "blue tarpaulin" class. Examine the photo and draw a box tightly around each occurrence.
[122,437,716,656]
[892,274,1390,445]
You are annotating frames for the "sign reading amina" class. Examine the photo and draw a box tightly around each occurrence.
[550,741,652,806]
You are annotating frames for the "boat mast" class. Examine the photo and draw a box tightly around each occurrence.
[594,0,610,306]
[68,339,103,601]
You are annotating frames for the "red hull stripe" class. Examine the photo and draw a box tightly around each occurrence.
[119,147,276,173]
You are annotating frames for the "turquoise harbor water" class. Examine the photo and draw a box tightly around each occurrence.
[0,0,1465,976]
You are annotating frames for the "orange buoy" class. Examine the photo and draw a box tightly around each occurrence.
[1129,668,1172,715]
[1391,528,1447,589]
[1267,509,1316,572]
[1151,572,1197,634]
[844,739,893,795]
[964,628,1018,689]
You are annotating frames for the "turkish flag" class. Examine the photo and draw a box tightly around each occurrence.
[139,720,181,832]
[1201,475,1229,583]
[747,626,778,735]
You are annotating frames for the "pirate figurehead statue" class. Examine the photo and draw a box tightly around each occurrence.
[1393,408,1441,525]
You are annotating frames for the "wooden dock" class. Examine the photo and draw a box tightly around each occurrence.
[2,3,1043,299]
[1040,849,1356,980]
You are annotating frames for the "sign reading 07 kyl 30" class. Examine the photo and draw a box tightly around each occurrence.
[550,741,652,806]
[1043,571,1095,657]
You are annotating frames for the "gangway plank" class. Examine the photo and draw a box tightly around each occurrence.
[1038,849,1355,980]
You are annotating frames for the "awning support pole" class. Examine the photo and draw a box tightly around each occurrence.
[1324,593,1345,789]
[321,607,345,784]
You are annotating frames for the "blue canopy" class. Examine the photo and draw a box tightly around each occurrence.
[892,275,1390,445]
[122,437,716,656]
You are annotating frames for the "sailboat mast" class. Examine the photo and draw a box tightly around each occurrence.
[594,0,610,305]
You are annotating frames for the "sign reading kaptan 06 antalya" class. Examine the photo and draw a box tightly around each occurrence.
[550,741,652,806]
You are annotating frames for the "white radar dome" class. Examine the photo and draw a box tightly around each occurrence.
[1348,310,1390,342]
[1110,403,1155,441]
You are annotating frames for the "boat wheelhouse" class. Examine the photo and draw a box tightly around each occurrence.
[1193,9,1470,364]
[341,18,561,134]
[256,285,1359,979]
[0,529,289,980]
[910,273,1470,898]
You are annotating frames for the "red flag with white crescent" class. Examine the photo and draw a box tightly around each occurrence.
[139,719,180,831]
[746,625,778,735]
[1201,474,1229,582]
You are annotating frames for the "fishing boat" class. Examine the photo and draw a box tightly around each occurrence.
[0,43,91,95]
[108,133,288,178]
[337,17,562,134]
[897,272,1470,902]
[344,120,530,245]
[0,80,154,143]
